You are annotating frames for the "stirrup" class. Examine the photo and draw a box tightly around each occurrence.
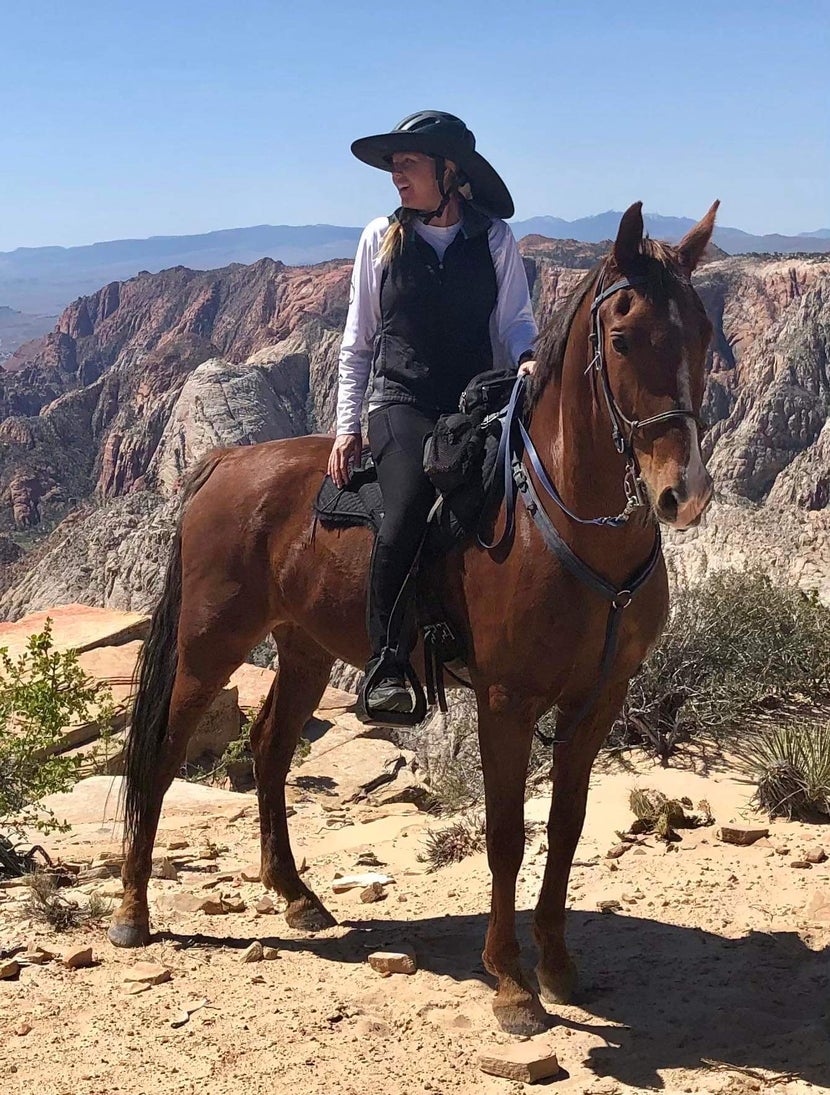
[356,650,427,728]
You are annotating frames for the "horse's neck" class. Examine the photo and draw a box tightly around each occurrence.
[529,297,655,559]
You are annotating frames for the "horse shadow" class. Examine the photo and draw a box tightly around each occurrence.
[162,905,830,1090]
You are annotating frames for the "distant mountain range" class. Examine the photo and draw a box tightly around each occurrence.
[0,306,57,363]
[1,213,828,315]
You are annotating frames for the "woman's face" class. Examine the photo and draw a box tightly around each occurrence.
[390,151,443,210]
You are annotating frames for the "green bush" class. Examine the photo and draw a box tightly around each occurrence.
[0,621,114,839]
[608,570,830,759]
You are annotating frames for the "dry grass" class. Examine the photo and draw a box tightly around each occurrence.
[24,870,113,931]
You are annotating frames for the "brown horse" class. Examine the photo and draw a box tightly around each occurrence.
[109,201,717,1036]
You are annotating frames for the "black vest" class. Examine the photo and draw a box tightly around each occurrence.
[369,202,497,415]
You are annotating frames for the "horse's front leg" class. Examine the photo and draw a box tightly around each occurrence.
[533,687,626,1004]
[477,684,549,1036]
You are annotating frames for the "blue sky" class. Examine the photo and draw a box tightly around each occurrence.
[1,0,827,249]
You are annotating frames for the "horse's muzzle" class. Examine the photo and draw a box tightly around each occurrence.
[655,471,714,529]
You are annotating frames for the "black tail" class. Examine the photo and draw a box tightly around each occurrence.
[122,525,183,847]
[121,451,226,848]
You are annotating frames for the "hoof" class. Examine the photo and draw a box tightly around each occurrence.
[108,919,151,948]
[492,998,550,1037]
[536,958,578,1005]
[284,898,337,933]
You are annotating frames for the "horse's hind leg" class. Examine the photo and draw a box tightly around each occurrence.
[533,687,626,1004]
[252,624,336,932]
[110,600,271,947]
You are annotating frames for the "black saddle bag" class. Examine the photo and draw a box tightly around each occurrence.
[423,369,515,496]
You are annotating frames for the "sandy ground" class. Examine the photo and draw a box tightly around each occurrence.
[2,729,830,1095]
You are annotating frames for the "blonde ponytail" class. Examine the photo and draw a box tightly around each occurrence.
[379,208,413,266]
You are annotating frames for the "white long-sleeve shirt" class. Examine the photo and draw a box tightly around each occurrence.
[335,213,537,436]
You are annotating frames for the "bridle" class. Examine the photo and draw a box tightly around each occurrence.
[587,270,707,518]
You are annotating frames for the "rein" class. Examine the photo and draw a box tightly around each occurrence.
[481,269,701,745]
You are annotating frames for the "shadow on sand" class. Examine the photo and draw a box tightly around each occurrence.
[159,906,830,1089]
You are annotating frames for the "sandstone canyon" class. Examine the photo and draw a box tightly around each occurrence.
[0,240,828,618]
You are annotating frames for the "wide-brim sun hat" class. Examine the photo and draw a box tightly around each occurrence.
[351,110,515,220]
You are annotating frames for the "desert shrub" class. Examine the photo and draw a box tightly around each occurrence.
[609,570,830,759]
[422,813,487,870]
[735,719,830,820]
[0,621,114,839]
[421,814,539,871]
[24,869,112,930]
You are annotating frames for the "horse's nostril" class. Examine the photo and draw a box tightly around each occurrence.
[658,487,679,520]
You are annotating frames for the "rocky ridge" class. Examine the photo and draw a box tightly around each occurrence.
[0,244,828,616]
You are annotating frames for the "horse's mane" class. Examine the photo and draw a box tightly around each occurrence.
[527,238,687,410]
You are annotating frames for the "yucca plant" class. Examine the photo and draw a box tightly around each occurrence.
[736,720,830,820]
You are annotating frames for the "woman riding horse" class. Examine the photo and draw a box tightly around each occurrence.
[327,111,538,716]
[110,188,717,1038]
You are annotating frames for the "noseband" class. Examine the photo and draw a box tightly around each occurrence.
[589,271,707,514]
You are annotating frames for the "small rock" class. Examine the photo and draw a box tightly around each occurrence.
[63,946,95,969]
[597,900,622,914]
[241,941,263,963]
[633,848,647,856]
[15,1022,32,1036]
[717,826,769,847]
[159,893,204,914]
[360,882,387,904]
[165,839,189,851]
[478,1043,560,1083]
[124,962,172,985]
[0,959,21,980]
[262,947,279,960]
[790,861,812,870]
[152,857,179,881]
[239,865,261,883]
[77,866,112,882]
[199,897,228,915]
[805,890,830,920]
[605,843,629,860]
[255,895,278,914]
[806,847,827,864]
[170,1010,190,1028]
[221,896,246,913]
[368,947,417,975]
[355,851,386,868]
[126,982,151,995]
[18,950,51,966]
[775,846,790,856]
[332,872,395,894]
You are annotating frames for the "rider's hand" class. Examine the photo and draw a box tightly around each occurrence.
[327,433,362,489]
[518,358,537,377]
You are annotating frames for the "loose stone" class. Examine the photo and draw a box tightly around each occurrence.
[478,1043,560,1083]
[368,947,417,975]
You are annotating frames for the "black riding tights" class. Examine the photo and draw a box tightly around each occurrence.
[366,403,438,663]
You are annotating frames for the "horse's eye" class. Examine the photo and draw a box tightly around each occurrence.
[611,334,628,355]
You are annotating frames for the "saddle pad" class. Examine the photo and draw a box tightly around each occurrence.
[313,458,384,532]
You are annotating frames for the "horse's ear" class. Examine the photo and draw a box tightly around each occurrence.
[677,200,720,274]
[613,202,644,270]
